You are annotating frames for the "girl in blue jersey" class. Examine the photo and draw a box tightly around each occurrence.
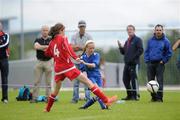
[79,40,108,109]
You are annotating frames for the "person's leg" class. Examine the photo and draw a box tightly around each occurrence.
[84,74,93,101]
[97,97,108,109]
[71,64,81,103]
[147,63,156,101]
[136,64,141,98]
[1,59,9,102]
[129,65,138,100]
[79,97,97,109]
[71,79,80,103]
[79,96,107,110]
[80,77,106,109]
[45,80,62,112]
[76,73,117,106]
[156,63,165,102]
[122,65,132,99]
[31,61,43,102]
[95,77,108,109]
[84,85,91,100]
[44,61,52,98]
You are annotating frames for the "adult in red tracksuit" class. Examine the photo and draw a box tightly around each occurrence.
[0,22,10,104]
[43,23,117,112]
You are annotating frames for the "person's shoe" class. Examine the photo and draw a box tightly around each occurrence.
[43,108,49,112]
[137,94,140,99]
[156,99,163,102]
[71,99,78,104]
[131,97,139,101]
[79,106,87,109]
[102,106,109,110]
[105,95,118,107]
[121,96,132,100]
[151,98,157,102]
[3,99,8,104]
[30,99,38,103]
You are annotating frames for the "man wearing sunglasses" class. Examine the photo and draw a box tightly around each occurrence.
[144,24,172,102]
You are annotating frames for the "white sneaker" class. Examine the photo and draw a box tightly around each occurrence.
[3,99,8,104]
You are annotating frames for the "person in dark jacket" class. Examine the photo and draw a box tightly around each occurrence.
[0,22,9,104]
[144,24,172,102]
[118,25,143,100]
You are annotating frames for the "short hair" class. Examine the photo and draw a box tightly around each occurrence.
[41,25,49,30]
[155,24,163,30]
[127,25,135,31]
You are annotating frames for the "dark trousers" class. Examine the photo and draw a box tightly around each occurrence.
[147,62,164,100]
[123,64,139,99]
[0,58,9,101]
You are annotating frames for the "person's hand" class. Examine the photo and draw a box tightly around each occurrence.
[79,60,85,64]
[74,45,83,51]
[43,48,47,51]
[117,40,122,48]
[43,46,49,51]
[74,46,80,51]
[76,58,81,63]
[0,39,3,45]
[160,61,164,64]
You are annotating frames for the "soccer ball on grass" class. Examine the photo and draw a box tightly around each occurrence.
[147,80,159,93]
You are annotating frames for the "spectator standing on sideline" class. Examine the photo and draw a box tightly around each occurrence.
[71,20,93,103]
[118,25,143,101]
[144,24,172,102]
[30,25,52,103]
[172,38,180,71]
[0,22,10,104]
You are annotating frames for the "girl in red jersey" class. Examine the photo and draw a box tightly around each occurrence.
[44,23,117,112]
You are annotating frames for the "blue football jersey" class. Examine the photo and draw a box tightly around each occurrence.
[79,52,101,78]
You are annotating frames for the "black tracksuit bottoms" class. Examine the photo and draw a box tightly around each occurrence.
[147,62,164,100]
[0,58,9,101]
[123,64,139,99]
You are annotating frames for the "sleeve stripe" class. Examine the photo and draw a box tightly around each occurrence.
[0,33,9,48]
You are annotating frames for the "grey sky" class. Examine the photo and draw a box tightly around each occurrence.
[0,0,180,32]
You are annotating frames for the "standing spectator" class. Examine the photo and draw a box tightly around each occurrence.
[144,24,172,102]
[0,22,9,104]
[172,38,180,71]
[118,25,143,100]
[30,25,52,103]
[71,20,93,103]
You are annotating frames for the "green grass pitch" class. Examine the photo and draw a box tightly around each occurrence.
[0,90,180,120]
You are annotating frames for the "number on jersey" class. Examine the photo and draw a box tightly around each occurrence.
[54,44,60,57]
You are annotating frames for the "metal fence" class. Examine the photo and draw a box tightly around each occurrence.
[0,59,125,88]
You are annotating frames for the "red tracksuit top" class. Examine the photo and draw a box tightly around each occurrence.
[45,34,78,74]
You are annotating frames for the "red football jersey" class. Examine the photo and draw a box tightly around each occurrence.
[45,35,78,74]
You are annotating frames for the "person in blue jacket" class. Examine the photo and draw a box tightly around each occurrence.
[79,40,108,109]
[144,24,172,102]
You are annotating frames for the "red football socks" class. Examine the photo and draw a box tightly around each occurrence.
[90,85,108,103]
[45,94,56,112]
